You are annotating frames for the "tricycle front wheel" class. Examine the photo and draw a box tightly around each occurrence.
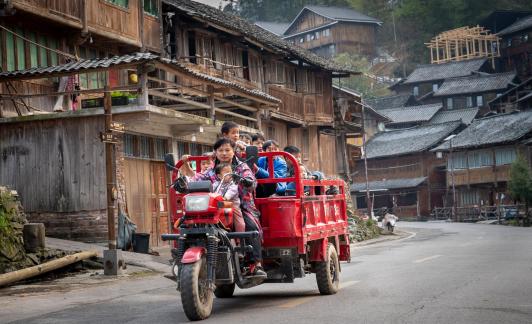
[315,243,340,295]
[180,256,214,320]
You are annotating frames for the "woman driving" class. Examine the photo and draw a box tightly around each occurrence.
[178,138,266,277]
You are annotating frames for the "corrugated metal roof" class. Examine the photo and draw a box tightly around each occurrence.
[255,21,290,36]
[351,177,427,192]
[0,53,280,103]
[429,107,479,125]
[433,110,532,151]
[498,14,532,36]
[365,121,461,159]
[164,0,356,74]
[304,5,382,24]
[403,59,487,84]
[379,103,442,125]
[0,52,158,79]
[365,94,415,111]
[433,72,516,97]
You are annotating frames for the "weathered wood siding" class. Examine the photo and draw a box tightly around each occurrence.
[319,132,337,176]
[285,10,333,35]
[13,0,83,26]
[332,22,376,57]
[0,116,105,212]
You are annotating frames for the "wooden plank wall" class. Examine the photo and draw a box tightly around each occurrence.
[13,0,83,23]
[319,132,337,176]
[332,23,376,57]
[0,116,105,212]
[143,14,162,52]
[1,81,56,116]
[87,0,140,44]
[285,10,332,35]
[123,159,152,239]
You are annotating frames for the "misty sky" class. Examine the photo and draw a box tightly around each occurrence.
[194,0,230,8]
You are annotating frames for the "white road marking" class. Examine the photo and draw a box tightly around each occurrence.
[340,280,360,289]
[413,255,443,264]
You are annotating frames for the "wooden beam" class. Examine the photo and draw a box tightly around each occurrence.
[148,89,211,110]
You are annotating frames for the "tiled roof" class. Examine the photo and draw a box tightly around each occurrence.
[433,111,532,151]
[164,0,356,74]
[255,21,290,36]
[429,108,479,125]
[332,85,390,122]
[403,59,487,84]
[498,15,532,36]
[365,121,461,159]
[351,177,427,192]
[303,6,382,24]
[379,103,442,125]
[433,72,516,97]
[0,52,280,103]
[365,94,415,110]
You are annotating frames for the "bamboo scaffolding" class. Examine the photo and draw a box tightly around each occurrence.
[425,26,500,65]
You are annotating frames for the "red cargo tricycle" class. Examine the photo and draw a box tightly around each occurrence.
[162,150,350,321]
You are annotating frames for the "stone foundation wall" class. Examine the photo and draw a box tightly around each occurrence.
[26,210,108,242]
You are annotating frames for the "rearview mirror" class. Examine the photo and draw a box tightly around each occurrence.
[245,145,258,169]
[164,153,176,171]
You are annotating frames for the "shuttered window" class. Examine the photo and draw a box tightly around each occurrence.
[461,189,479,206]
[106,0,129,8]
[15,28,25,70]
[143,0,158,16]
[28,32,38,68]
[449,152,467,169]
[5,31,15,71]
[495,147,517,165]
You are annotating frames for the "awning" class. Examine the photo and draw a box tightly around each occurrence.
[351,177,427,192]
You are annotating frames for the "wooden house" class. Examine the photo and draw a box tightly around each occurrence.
[432,111,532,209]
[0,0,355,244]
[430,72,518,115]
[282,6,381,58]
[390,59,490,100]
[498,15,532,80]
[351,121,461,218]
[161,0,354,176]
[489,77,532,113]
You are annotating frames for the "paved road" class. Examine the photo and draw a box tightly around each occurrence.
[2,222,532,324]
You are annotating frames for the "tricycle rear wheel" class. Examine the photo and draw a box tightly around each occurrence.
[315,243,340,295]
[214,283,235,298]
[180,256,214,320]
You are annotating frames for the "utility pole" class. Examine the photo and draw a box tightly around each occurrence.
[450,138,457,222]
[361,102,371,216]
[101,85,125,275]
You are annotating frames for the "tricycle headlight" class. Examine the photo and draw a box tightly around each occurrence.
[185,195,210,212]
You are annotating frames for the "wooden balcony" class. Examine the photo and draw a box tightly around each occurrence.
[13,0,83,28]
[448,165,511,186]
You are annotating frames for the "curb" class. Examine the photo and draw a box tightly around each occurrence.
[350,229,415,248]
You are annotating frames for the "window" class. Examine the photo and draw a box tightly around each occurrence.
[139,136,151,159]
[143,0,158,16]
[323,29,330,37]
[447,98,453,109]
[28,32,38,68]
[105,0,128,8]
[38,35,48,67]
[124,134,135,157]
[306,34,312,41]
[448,152,467,169]
[461,189,479,206]
[397,192,417,206]
[413,86,419,96]
[466,96,473,108]
[328,44,335,56]
[468,150,492,168]
[495,147,517,165]
[315,31,320,40]
[432,83,438,92]
[5,30,15,71]
[154,138,167,160]
[356,195,367,209]
[15,28,25,70]
[299,37,304,43]
[476,95,484,107]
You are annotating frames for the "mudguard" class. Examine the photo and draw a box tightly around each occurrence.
[181,247,206,264]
